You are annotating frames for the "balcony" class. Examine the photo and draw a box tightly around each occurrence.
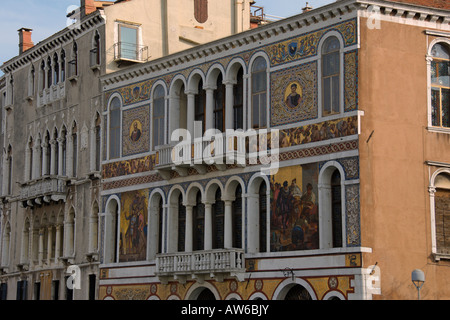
[156,249,245,284]
[113,42,149,64]
[37,83,65,107]
[155,133,246,179]
[20,177,68,207]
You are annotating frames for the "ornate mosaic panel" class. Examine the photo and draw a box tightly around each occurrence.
[104,79,154,110]
[102,154,155,179]
[344,50,358,112]
[345,183,361,246]
[265,19,357,67]
[122,105,150,156]
[271,61,318,126]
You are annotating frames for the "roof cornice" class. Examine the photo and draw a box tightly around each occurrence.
[1,12,105,74]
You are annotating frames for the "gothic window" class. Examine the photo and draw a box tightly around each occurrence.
[60,50,66,82]
[68,42,78,78]
[153,85,165,149]
[53,53,59,85]
[430,43,450,128]
[322,36,341,115]
[47,57,52,88]
[72,123,78,177]
[251,57,267,129]
[91,31,101,67]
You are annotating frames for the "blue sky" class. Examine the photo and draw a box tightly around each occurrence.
[0,0,334,75]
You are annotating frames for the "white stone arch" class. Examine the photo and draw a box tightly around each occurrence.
[205,63,226,88]
[429,167,450,258]
[317,30,345,118]
[272,277,317,300]
[185,182,205,206]
[225,57,247,83]
[148,188,165,259]
[187,69,206,93]
[224,176,245,201]
[224,292,242,300]
[248,291,268,300]
[168,75,188,138]
[104,195,121,264]
[204,179,224,203]
[247,173,270,253]
[323,290,346,300]
[167,294,180,300]
[185,281,221,300]
[106,92,123,160]
[318,160,346,249]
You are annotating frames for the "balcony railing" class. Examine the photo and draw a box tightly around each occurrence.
[155,133,246,178]
[20,177,67,207]
[113,42,149,63]
[156,249,245,282]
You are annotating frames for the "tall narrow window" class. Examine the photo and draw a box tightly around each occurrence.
[431,43,450,128]
[259,183,267,252]
[91,31,101,67]
[251,57,267,129]
[40,61,46,91]
[177,194,186,252]
[95,117,101,171]
[158,198,164,254]
[68,43,78,78]
[434,173,450,255]
[193,192,205,251]
[233,68,244,130]
[60,50,66,82]
[109,97,121,159]
[214,74,225,132]
[195,80,206,135]
[322,36,341,115]
[331,170,342,248]
[29,65,35,97]
[7,146,13,195]
[53,53,59,85]
[232,184,243,248]
[119,24,138,61]
[212,188,224,249]
[72,124,77,177]
[153,85,165,149]
[47,57,52,88]
[61,129,67,176]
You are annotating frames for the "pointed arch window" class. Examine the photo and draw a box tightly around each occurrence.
[53,53,59,85]
[322,36,341,116]
[430,43,450,128]
[47,57,52,88]
[60,50,66,82]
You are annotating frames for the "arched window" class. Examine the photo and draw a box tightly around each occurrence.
[109,97,121,159]
[40,60,46,91]
[212,188,224,249]
[322,36,341,116]
[214,74,225,132]
[89,202,99,253]
[60,50,66,82]
[153,85,165,149]
[331,170,343,248]
[434,172,450,256]
[91,31,101,67]
[6,145,13,195]
[251,57,267,129]
[21,219,31,264]
[259,182,267,252]
[193,191,205,251]
[158,197,164,254]
[53,53,59,85]
[1,222,11,267]
[71,123,78,177]
[105,199,119,264]
[430,43,449,128]
[232,184,243,248]
[178,194,186,252]
[47,57,52,88]
[28,65,35,97]
[61,127,67,176]
[69,42,78,78]
[95,115,101,171]
[233,67,244,130]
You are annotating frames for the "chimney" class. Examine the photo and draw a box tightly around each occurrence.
[18,28,34,54]
[81,0,97,18]
[302,2,313,13]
